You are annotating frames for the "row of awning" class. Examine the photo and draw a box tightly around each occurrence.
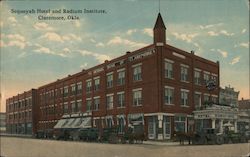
[54,113,145,129]
[54,117,91,129]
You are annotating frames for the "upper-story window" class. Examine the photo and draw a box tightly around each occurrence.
[194,92,201,109]
[133,88,142,106]
[93,97,100,111]
[106,94,114,109]
[63,86,68,97]
[94,77,100,91]
[204,94,210,103]
[164,86,174,105]
[107,73,113,88]
[76,82,82,94]
[117,69,125,86]
[117,92,125,108]
[133,64,142,81]
[211,74,218,84]
[180,65,189,82]
[181,89,189,106]
[86,98,92,112]
[164,59,174,79]
[76,100,82,112]
[86,80,92,93]
[203,72,210,84]
[71,84,76,95]
[63,102,68,113]
[194,69,201,85]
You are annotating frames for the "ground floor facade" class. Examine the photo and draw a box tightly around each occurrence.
[6,122,33,135]
[45,112,194,140]
[193,105,238,133]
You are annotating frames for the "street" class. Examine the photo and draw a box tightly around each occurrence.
[0,137,250,157]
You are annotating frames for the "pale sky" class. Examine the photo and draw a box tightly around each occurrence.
[0,0,249,112]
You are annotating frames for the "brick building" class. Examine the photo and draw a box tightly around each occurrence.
[6,13,220,140]
[5,89,38,135]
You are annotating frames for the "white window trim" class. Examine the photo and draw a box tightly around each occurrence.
[164,58,174,63]
[86,79,91,82]
[86,98,92,100]
[180,64,189,68]
[204,71,210,74]
[195,91,201,94]
[211,95,218,97]
[93,96,100,99]
[211,73,218,76]
[106,72,114,75]
[132,88,142,92]
[117,91,125,95]
[94,76,100,80]
[117,68,125,72]
[204,93,210,96]
[106,93,114,96]
[165,86,174,89]
[181,89,189,92]
[132,63,142,68]
[194,68,202,72]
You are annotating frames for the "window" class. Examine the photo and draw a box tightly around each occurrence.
[93,97,100,111]
[211,95,218,104]
[64,86,68,97]
[204,72,210,84]
[77,100,82,112]
[165,60,173,79]
[117,92,125,108]
[117,117,125,134]
[107,74,113,88]
[117,70,125,85]
[211,74,217,84]
[94,78,100,91]
[71,84,76,95]
[71,101,76,113]
[194,92,201,108]
[133,65,142,81]
[86,99,92,112]
[133,89,142,106]
[86,80,92,93]
[181,90,189,106]
[63,103,68,113]
[106,117,113,128]
[164,87,174,105]
[204,94,210,103]
[194,70,201,85]
[106,94,114,109]
[76,82,82,94]
[175,116,186,133]
[181,65,188,82]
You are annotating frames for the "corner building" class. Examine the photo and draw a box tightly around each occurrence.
[5,89,38,135]
[34,13,219,140]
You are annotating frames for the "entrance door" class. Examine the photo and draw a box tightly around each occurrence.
[148,116,156,139]
[163,116,171,139]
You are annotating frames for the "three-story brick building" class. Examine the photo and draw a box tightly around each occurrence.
[6,13,219,140]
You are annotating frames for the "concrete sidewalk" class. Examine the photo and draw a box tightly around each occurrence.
[143,140,190,146]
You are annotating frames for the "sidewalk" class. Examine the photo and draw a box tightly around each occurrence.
[143,140,190,146]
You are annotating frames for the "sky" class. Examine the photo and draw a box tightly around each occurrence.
[0,0,249,112]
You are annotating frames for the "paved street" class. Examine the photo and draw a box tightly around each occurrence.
[1,137,250,157]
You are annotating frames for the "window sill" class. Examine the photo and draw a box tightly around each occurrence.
[180,105,190,108]
[133,105,142,107]
[164,103,175,106]
[133,79,142,82]
[181,80,189,83]
[165,77,174,80]
[117,106,125,109]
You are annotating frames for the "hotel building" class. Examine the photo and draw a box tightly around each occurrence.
[6,13,220,140]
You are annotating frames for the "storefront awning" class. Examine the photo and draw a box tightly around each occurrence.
[54,119,67,129]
